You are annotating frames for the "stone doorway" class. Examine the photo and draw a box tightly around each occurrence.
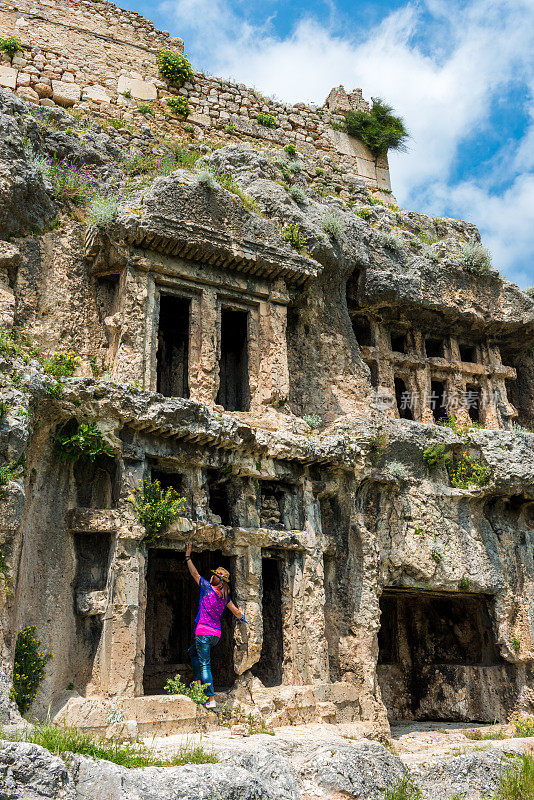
[217,307,250,411]
[156,294,190,398]
[143,549,236,694]
[377,589,506,722]
[252,556,284,687]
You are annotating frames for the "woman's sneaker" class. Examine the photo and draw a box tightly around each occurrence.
[205,698,216,709]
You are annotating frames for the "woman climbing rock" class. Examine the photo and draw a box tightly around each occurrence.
[185,542,247,709]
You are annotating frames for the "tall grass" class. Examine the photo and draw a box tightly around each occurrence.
[0,721,217,767]
[497,753,534,800]
[383,775,422,799]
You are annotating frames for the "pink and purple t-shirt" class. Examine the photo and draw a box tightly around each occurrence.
[194,577,230,637]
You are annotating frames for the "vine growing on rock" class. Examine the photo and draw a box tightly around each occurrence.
[10,626,52,715]
[54,422,113,463]
[129,478,186,546]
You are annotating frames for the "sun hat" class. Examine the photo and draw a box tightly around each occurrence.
[211,566,230,584]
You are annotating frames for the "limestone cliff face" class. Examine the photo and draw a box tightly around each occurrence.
[0,74,533,737]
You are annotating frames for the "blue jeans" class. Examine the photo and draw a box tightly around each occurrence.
[188,635,219,697]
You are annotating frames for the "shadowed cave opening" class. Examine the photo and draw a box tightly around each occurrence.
[466,383,481,423]
[377,590,504,721]
[217,307,250,412]
[143,549,235,694]
[431,380,448,422]
[395,376,413,420]
[425,337,445,358]
[252,557,283,687]
[157,294,190,398]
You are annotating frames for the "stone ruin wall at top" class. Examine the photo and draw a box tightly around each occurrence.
[0,0,392,196]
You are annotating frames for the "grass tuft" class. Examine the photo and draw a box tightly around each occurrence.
[0,721,217,767]
[496,753,534,800]
[383,775,422,800]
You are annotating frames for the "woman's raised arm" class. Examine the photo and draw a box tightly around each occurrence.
[185,542,201,585]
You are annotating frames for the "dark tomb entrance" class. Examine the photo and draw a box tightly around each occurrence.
[217,308,250,411]
[157,295,190,398]
[431,380,448,422]
[143,549,235,694]
[377,590,505,722]
[252,556,283,686]
[395,377,413,420]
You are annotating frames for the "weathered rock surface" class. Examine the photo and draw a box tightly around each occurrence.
[0,740,76,799]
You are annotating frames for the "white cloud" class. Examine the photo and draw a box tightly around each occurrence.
[159,0,534,287]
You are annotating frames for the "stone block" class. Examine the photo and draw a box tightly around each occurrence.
[82,84,111,103]
[52,80,81,107]
[16,72,30,86]
[117,75,157,101]
[188,112,211,127]
[0,66,17,89]
[16,87,39,103]
[33,82,53,98]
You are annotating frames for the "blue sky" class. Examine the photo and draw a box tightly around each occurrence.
[129,0,534,289]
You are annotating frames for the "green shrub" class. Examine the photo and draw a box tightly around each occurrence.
[303,413,322,430]
[54,422,113,463]
[0,460,21,488]
[10,626,52,715]
[43,351,79,378]
[447,452,492,489]
[0,720,217,767]
[511,636,521,654]
[0,400,11,419]
[129,478,186,546]
[458,576,471,591]
[423,442,491,488]
[344,98,408,157]
[322,212,344,239]
[423,443,450,470]
[282,223,307,255]
[436,411,465,436]
[122,89,132,99]
[197,170,217,189]
[0,36,25,57]
[368,432,389,467]
[289,185,306,204]
[383,775,423,800]
[496,752,534,799]
[184,124,195,134]
[137,104,153,116]
[165,673,209,705]
[166,95,190,117]
[156,50,194,87]
[378,231,404,255]
[284,143,297,157]
[288,160,301,174]
[88,194,119,228]
[461,242,492,273]
[256,112,276,128]
[356,208,372,221]
[510,714,534,737]
[210,169,259,213]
